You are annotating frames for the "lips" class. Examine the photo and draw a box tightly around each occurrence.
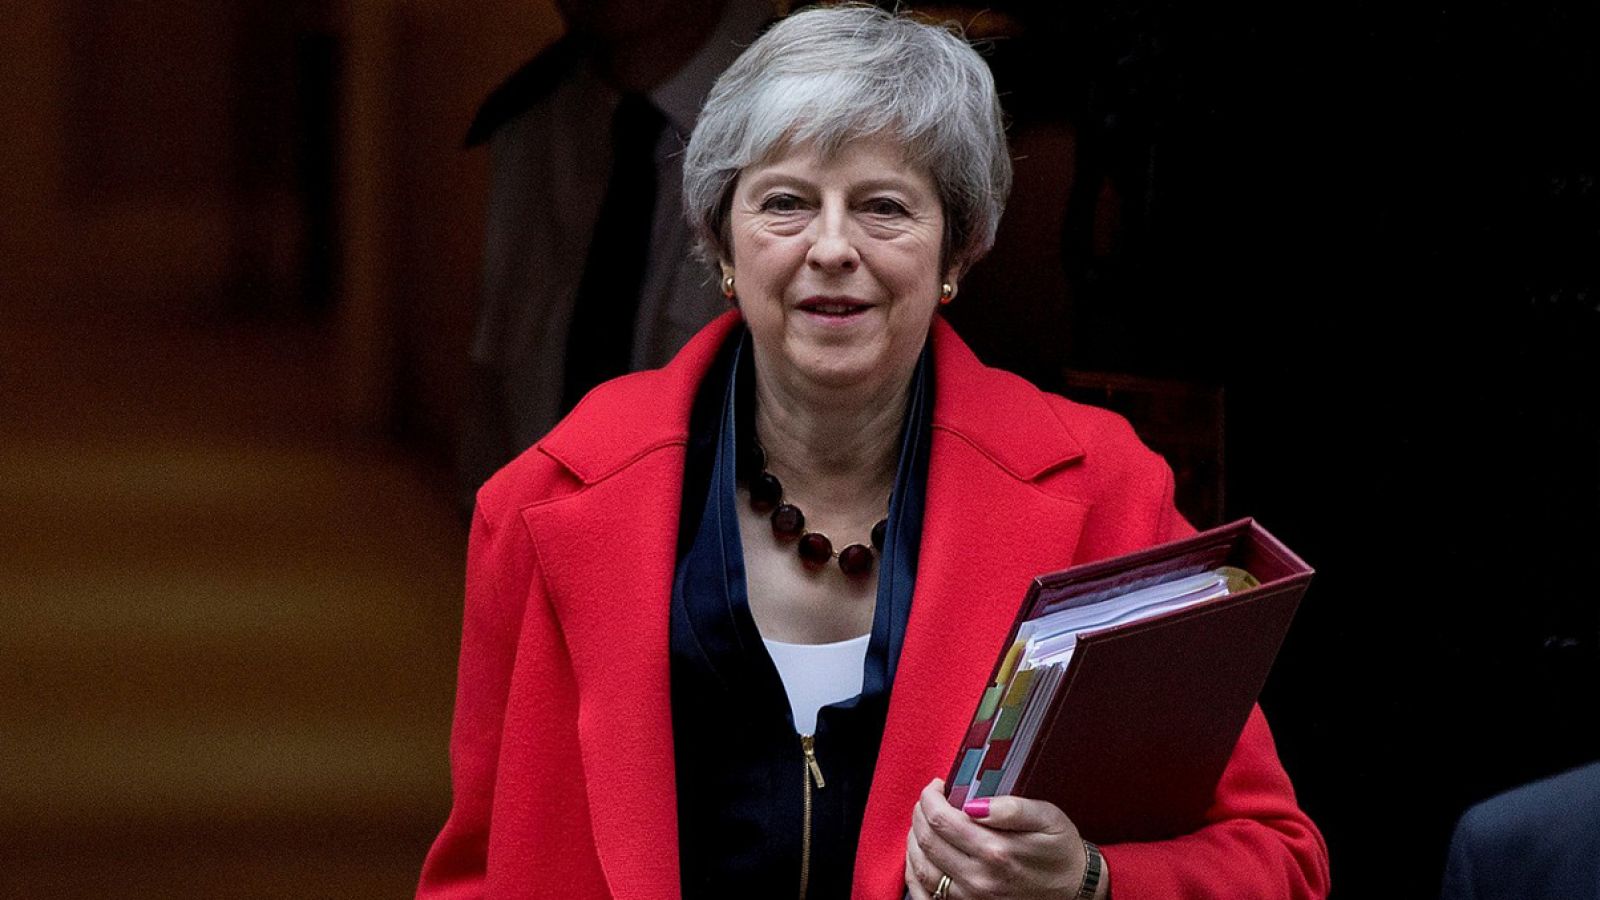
[796,296,872,316]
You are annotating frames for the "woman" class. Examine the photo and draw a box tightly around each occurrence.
[418,6,1329,899]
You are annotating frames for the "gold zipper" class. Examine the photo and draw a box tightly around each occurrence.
[799,733,826,900]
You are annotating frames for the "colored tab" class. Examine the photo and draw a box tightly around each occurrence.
[1000,667,1039,708]
[995,639,1026,684]
[963,717,993,747]
[975,684,1003,722]
[990,704,1022,741]
[982,737,1014,770]
[955,747,986,786]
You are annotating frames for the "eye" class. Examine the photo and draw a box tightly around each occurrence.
[862,197,910,217]
[759,193,804,213]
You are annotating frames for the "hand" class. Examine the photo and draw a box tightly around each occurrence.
[904,779,1101,900]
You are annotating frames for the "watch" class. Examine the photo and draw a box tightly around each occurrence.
[1075,840,1104,899]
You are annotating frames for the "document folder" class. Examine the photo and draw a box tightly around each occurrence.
[941,518,1313,843]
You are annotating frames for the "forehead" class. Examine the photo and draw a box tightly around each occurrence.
[739,136,937,193]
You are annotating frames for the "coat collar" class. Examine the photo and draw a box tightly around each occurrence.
[538,311,1085,487]
[535,311,740,484]
[527,311,1090,900]
[925,317,1085,480]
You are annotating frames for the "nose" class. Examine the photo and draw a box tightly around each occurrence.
[805,203,859,273]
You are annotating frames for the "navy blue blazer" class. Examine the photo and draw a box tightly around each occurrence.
[1442,761,1600,900]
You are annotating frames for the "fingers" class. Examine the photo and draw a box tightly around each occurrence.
[904,826,938,899]
[969,795,1087,884]
[908,780,1088,899]
[967,794,1076,838]
[912,781,1009,893]
[916,779,995,860]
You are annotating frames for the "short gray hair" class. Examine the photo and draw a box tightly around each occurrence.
[682,3,1012,275]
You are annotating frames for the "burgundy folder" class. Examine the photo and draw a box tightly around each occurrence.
[941,518,1313,843]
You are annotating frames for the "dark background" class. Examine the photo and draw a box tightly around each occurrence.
[2,1,1593,896]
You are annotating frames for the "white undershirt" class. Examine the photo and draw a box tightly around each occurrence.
[762,633,872,735]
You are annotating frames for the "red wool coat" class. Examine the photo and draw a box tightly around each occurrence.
[418,312,1330,899]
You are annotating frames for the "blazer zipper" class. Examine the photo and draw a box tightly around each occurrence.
[799,733,826,900]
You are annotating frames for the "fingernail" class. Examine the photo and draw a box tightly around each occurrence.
[963,797,991,819]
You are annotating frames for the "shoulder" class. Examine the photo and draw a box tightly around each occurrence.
[930,317,1186,551]
[473,312,741,518]
[464,36,586,148]
[931,318,1171,495]
[1036,388,1180,543]
[469,370,678,537]
[1042,392,1165,474]
[473,364,685,518]
[1446,762,1600,900]
[1455,762,1600,849]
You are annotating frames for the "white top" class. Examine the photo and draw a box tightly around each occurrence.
[762,633,872,735]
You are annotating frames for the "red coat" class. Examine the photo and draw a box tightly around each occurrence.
[418,312,1330,899]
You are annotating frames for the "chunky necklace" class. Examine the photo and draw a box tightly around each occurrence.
[738,441,888,577]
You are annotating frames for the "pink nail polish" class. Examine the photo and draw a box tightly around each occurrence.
[963,797,991,819]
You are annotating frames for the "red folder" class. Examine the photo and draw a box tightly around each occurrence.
[941,518,1313,843]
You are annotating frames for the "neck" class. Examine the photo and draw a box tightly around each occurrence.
[750,359,912,518]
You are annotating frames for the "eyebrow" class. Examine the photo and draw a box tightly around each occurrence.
[852,177,922,195]
[741,171,928,198]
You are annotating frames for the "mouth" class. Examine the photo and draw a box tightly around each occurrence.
[796,296,873,319]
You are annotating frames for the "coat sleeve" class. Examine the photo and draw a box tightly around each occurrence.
[1099,706,1330,898]
[416,500,526,897]
[416,486,599,897]
[1099,465,1331,898]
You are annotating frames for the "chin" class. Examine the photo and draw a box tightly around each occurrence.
[789,342,898,393]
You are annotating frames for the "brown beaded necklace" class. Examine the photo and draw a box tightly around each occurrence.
[738,441,889,577]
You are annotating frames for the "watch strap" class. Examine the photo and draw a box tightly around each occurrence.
[1075,840,1104,899]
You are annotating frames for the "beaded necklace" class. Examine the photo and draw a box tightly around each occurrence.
[738,441,888,577]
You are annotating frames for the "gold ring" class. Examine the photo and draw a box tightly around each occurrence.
[932,874,952,900]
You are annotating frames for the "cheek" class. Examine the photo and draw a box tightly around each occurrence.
[736,234,804,291]
[889,247,944,297]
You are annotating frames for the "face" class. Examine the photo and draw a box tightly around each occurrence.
[725,137,955,397]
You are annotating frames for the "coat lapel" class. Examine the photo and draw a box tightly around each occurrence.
[854,319,1091,898]
[523,455,686,900]
[526,313,740,900]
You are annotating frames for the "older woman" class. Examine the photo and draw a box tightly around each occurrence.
[418,5,1329,900]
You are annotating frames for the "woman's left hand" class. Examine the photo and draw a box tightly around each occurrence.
[905,778,1099,900]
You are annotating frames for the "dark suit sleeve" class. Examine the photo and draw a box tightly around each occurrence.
[1442,806,1484,900]
[1438,761,1600,900]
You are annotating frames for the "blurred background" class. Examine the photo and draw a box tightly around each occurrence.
[1,0,1594,897]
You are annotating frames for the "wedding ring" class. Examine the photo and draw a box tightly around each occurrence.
[931,873,952,900]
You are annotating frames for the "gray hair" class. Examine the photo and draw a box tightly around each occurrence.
[682,3,1012,275]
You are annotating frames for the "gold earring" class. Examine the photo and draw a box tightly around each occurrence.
[939,282,955,304]
[722,274,736,299]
